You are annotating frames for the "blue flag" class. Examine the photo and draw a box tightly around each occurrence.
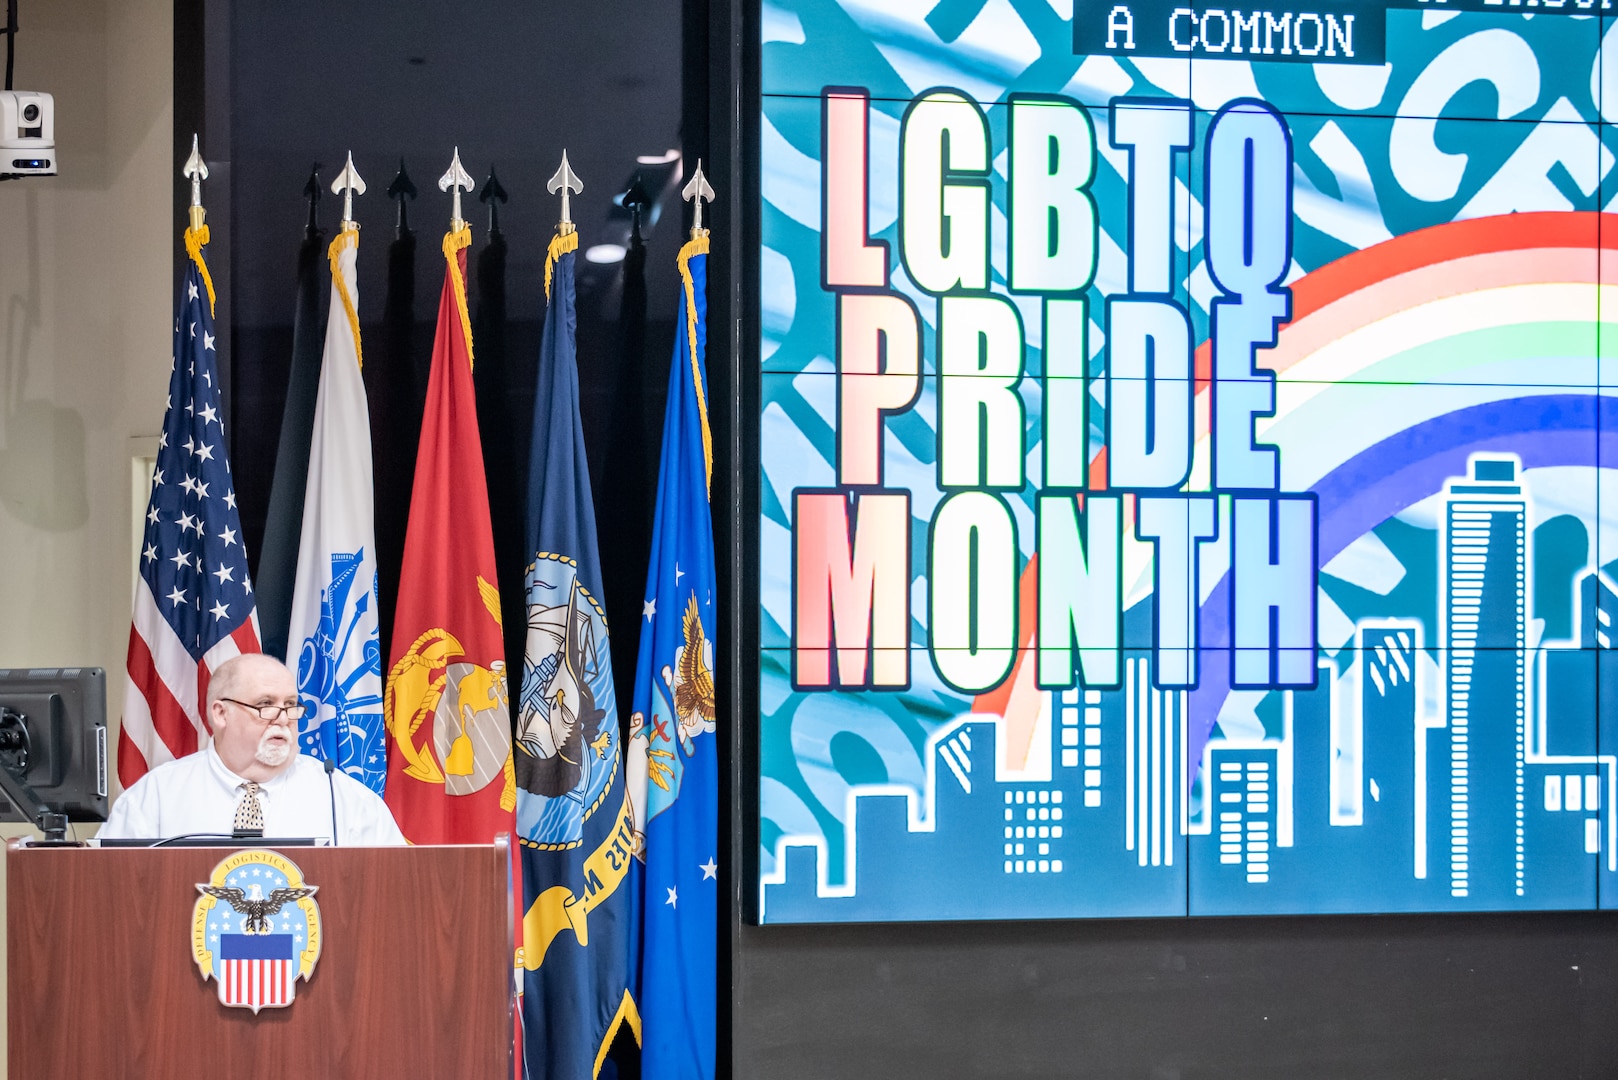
[629,235,717,1079]
[516,230,639,1079]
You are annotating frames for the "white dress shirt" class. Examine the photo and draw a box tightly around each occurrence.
[99,743,407,846]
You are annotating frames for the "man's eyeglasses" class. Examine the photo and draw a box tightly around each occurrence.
[219,698,306,723]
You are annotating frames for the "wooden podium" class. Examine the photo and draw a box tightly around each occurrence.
[7,839,514,1078]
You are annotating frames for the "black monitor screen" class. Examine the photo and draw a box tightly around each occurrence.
[0,668,109,823]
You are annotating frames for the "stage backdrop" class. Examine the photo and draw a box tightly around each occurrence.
[758,0,1618,921]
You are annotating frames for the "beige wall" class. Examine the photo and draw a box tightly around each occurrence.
[0,0,171,1070]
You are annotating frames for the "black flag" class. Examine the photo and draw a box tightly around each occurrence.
[472,166,527,674]
[368,158,423,655]
[255,164,327,661]
[599,175,654,726]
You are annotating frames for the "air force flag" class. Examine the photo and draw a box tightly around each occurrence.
[287,223,386,793]
[629,233,718,1078]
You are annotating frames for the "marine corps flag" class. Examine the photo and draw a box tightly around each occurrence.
[517,194,639,1076]
[629,225,718,1078]
[383,219,517,844]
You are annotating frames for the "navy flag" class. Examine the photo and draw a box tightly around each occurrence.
[628,233,717,1078]
[516,226,640,1078]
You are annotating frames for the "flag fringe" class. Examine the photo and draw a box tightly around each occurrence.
[592,989,643,1079]
[184,225,217,315]
[545,230,580,302]
[442,225,477,370]
[678,236,714,498]
[327,225,365,370]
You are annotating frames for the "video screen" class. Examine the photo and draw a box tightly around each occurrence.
[759,0,1618,921]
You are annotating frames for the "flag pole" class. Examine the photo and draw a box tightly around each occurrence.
[681,158,715,239]
[439,146,474,232]
[546,150,583,236]
[332,151,366,228]
[182,133,208,232]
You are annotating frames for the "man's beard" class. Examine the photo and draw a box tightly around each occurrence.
[255,727,294,767]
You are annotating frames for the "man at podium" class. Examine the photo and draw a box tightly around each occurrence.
[101,654,406,845]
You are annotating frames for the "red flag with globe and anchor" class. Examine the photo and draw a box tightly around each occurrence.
[383,221,516,845]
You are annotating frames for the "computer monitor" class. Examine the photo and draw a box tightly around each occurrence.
[0,667,109,824]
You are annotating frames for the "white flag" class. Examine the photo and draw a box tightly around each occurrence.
[286,225,386,794]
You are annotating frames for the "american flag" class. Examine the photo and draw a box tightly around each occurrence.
[119,236,260,786]
[217,935,297,1012]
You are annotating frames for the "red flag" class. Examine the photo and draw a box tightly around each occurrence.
[384,226,516,844]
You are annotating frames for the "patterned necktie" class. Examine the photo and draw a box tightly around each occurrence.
[233,781,263,833]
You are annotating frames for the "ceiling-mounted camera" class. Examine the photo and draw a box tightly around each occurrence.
[0,90,54,178]
[1,0,55,181]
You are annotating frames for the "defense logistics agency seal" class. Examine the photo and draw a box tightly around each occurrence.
[192,850,322,1013]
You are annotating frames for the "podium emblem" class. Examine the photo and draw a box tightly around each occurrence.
[192,850,323,1013]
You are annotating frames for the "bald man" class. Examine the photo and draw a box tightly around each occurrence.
[101,654,405,845]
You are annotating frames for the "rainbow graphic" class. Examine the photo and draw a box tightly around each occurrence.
[982,212,1618,780]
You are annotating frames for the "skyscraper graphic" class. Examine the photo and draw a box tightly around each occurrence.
[1437,456,1529,901]
[1579,572,1617,650]
[1351,622,1421,863]
[762,452,1618,921]
[1125,656,1187,867]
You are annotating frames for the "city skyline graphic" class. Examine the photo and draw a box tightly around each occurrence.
[763,453,1618,921]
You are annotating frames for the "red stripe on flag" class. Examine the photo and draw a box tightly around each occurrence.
[230,620,261,655]
[195,666,211,731]
[124,628,196,774]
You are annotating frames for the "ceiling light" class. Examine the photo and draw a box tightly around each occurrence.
[585,243,627,264]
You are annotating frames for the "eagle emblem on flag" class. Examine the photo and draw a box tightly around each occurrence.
[192,850,322,1013]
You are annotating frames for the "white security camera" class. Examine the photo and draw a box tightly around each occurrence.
[0,90,55,178]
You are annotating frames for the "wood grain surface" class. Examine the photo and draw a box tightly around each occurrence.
[7,840,513,1079]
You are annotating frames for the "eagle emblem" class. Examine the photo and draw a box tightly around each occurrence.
[662,594,716,744]
[192,850,323,1013]
[198,884,319,935]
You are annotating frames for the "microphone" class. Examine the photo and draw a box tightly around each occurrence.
[323,753,340,847]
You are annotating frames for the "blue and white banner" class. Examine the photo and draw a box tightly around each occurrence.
[288,225,386,793]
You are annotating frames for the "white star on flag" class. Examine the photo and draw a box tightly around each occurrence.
[643,598,656,621]
[700,858,718,880]
[666,887,678,908]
